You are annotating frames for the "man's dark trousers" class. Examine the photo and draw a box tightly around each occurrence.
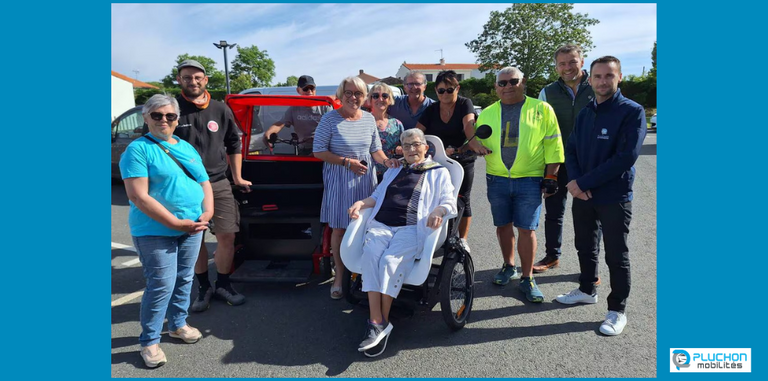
[572,199,632,313]
[544,167,570,258]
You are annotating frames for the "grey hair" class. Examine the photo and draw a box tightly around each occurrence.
[405,70,426,83]
[400,128,426,144]
[496,66,524,81]
[142,94,180,116]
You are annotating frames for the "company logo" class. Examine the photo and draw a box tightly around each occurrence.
[207,121,219,132]
[672,350,690,370]
[670,348,751,373]
[597,128,610,140]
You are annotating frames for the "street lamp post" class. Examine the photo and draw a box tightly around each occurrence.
[213,40,237,94]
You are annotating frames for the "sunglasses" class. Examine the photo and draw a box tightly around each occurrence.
[302,86,316,92]
[149,112,179,122]
[371,93,390,100]
[436,87,456,95]
[343,90,365,98]
[496,78,521,87]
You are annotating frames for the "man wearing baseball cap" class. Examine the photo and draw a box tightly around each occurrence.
[262,74,332,154]
[173,59,252,310]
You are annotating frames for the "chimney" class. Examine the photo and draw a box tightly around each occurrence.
[439,58,445,65]
[359,69,364,75]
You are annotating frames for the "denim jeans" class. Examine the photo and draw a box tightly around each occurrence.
[132,233,203,347]
[572,200,632,313]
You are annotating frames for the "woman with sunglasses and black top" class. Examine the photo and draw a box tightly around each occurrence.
[368,82,404,182]
[415,70,478,252]
[120,94,213,368]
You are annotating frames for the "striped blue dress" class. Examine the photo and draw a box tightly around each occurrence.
[313,110,383,228]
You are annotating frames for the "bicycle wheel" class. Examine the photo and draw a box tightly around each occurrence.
[439,256,474,331]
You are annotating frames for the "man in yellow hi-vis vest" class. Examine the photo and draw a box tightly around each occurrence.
[473,66,564,303]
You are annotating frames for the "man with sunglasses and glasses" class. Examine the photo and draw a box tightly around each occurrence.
[388,71,434,130]
[533,44,596,275]
[262,75,332,154]
[475,66,564,303]
[167,59,252,311]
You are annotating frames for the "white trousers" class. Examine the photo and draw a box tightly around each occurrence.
[361,219,419,298]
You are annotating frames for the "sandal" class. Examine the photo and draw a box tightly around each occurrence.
[330,285,343,300]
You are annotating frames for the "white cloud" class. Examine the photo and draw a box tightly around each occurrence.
[112,3,657,86]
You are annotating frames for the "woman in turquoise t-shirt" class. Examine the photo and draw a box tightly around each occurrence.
[119,94,213,368]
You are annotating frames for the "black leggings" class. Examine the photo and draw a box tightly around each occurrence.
[458,160,475,217]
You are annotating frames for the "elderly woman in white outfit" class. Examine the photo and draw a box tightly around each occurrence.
[347,128,457,357]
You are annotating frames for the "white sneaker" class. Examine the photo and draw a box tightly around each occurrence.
[599,311,627,336]
[556,288,598,305]
[460,238,471,253]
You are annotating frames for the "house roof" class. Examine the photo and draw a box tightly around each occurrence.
[112,71,160,89]
[402,63,480,71]
[357,71,381,84]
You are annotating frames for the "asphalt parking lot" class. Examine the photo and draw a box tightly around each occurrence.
[111,132,657,377]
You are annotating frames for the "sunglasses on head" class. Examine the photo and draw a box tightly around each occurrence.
[436,87,456,95]
[371,93,390,100]
[497,78,521,87]
[302,86,316,92]
[149,112,179,122]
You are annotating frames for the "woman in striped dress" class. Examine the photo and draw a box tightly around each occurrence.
[314,76,401,299]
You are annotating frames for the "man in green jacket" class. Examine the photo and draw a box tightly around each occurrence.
[534,45,596,274]
[474,66,564,302]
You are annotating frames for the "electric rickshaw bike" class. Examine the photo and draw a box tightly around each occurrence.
[225,95,340,282]
[338,126,492,331]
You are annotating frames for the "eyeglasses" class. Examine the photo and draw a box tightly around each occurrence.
[405,82,424,88]
[370,93,390,100]
[149,112,179,122]
[181,75,206,83]
[402,142,425,150]
[343,90,365,98]
[496,78,521,87]
[436,87,456,95]
[302,86,316,92]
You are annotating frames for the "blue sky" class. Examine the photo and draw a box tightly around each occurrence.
[111,3,656,86]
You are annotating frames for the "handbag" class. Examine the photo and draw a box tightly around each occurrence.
[143,135,198,182]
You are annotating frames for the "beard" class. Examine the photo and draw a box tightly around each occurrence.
[182,84,205,98]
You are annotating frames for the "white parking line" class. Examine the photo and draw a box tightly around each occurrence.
[111,242,136,252]
[112,242,140,267]
[112,290,144,307]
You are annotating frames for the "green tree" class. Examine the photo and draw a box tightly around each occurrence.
[649,41,657,78]
[230,73,254,94]
[275,75,299,87]
[466,3,599,96]
[161,54,224,90]
[231,45,275,87]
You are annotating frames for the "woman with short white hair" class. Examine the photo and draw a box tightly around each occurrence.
[347,128,457,357]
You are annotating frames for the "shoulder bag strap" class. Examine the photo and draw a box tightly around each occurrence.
[143,135,197,182]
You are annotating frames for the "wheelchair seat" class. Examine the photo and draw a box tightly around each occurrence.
[340,134,464,286]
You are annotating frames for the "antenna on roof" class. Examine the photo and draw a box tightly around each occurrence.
[435,49,443,61]
[132,70,140,80]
